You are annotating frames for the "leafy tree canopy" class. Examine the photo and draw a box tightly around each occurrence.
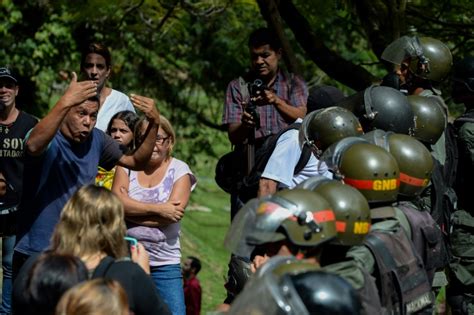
[1,0,472,166]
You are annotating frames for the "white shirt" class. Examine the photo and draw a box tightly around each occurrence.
[261,122,332,189]
[95,89,135,131]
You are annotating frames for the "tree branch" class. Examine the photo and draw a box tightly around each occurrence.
[119,0,145,28]
[156,1,179,31]
[276,0,376,91]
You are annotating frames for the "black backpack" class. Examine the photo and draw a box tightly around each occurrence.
[364,226,434,314]
[452,110,474,212]
[396,202,448,285]
[421,111,474,251]
[413,120,458,264]
[428,123,458,233]
[239,122,312,199]
[215,122,312,200]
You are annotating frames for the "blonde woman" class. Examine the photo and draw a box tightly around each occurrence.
[50,185,170,315]
[55,278,129,315]
[112,116,197,315]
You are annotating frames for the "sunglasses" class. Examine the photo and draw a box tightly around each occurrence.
[0,81,16,89]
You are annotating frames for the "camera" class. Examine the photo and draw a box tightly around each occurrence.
[249,79,268,98]
[245,79,268,130]
[245,103,260,130]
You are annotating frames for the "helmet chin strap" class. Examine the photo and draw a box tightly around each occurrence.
[301,111,323,157]
[412,36,431,78]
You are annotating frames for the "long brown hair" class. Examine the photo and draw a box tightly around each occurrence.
[50,185,128,258]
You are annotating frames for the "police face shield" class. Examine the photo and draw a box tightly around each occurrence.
[224,198,261,258]
[294,176,332,190]
[245,197,303,247]
[317,137,369,179]
[224,197,300,258]
[228,258,309,315]
[381,36,424,66]
[360,129,390,150]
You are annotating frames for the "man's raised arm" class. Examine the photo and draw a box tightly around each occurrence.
[26,72,97,156]
[117,94,160,170]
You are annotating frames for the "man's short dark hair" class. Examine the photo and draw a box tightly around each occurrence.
[188,256,201,274]
[88,95,100,105]
[80,43,112,69]
[248,28,281,51]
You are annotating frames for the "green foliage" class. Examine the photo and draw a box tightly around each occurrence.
[1,0,473,308]
[1,0,473,168]
[181,176,231,311]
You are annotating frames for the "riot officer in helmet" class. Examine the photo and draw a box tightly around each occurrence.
[381,35,453,95]
[221,190,337,311]
[296,177,383,314]
[447,56,474,315]
[381,39,456,291]
[336,85,415,134]
[228,256,362,315]
[362,130,448,288]
[319,137,434,314]
[407,95,447,146]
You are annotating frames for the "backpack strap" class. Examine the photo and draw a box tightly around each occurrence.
[294,144,312,175]
[286,72,294,99]
[238,77,250,102]
[268,121,311,176]
[282,122,311,176]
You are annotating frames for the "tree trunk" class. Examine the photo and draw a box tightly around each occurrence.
[257,0,301,75]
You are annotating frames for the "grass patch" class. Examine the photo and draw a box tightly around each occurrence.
[181,176,231,312]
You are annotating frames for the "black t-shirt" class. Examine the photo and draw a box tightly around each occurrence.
[0,111,37,211]
[13,254,171,315]
[92,256,171,315]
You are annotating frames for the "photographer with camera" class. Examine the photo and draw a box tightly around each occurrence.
[221,27,308,219]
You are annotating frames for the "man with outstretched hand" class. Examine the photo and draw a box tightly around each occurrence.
[12,72,160,276]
